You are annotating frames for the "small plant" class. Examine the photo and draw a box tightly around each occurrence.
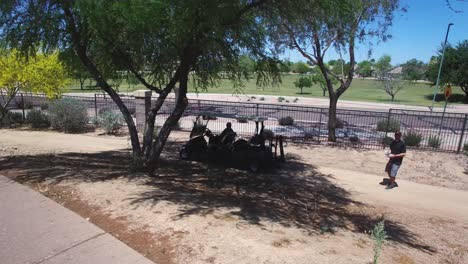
[463,143,468,155]
[349,136,359,143]
[98,107,112,115]
[285,100,290,103]
[96,110,124,135]
[279,116,294,126]
[236,116,248,123]
[371,220,388,264]
[404,130,423,147]
[7,111,24,123]
[259,97,265,101]
[40,102,49,110]
[427,135,442,149]
[382,136,394,146]
[48,98,88,133]
[376,118,400,132]
[277,96,285,102]
[336,118,345,129]
[14,100,34,109]
[26,110,50,129]
[251,96,256,100]
[293,98,299,103]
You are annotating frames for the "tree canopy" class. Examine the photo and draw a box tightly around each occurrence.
[401,59,427,81]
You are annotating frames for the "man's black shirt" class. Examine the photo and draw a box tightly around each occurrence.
[389,140,406,165]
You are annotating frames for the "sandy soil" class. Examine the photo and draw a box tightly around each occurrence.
[1,129,468,264]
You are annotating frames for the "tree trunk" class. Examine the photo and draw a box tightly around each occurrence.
[322,89,326,97]
[147,70,190,174]
[328,95,338,142]
[79,78,85,90]
[300,87,303,94]
[391,94,395,101]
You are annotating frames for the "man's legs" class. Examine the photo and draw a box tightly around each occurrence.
[386,164,399,189]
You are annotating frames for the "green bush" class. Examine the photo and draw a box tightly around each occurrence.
[349,136,359,143]
[40,102,49,110]
[259,97,265,101]
[293,98,299,103]
[336,118,345,129]
[376,118,400,132]
[7,111,24,123]
[15,100,34,109]
[371,220,388,264]
[279,116,294,126]
[96,110,123,135]
[26,110,50,129]
[404,130,423,147]
[382,136,394,146]
[277,96,285,102]
[48,98,88,133]
[427,135,442,149]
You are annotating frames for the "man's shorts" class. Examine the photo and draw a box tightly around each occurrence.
[385,162,400,177]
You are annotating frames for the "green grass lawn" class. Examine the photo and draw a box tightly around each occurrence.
[66,74,466,107]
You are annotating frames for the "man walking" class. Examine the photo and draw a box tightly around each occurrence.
[382,131,406,189]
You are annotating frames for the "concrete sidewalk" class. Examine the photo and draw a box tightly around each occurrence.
[0,176,154,264]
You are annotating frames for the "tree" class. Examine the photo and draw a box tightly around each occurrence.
[269,0,400,141]
[374,55,392,80]
[380,77,404,101]
[1,0,279,173]
[357,60,374,77]
[310,68,338,96]
[279,60,294,73]
[0,49,68,125]
[238,55,255,75]
[401,59,427,81]
[294,76,313,94]
[294,61,310,74]
[426,41,468,102]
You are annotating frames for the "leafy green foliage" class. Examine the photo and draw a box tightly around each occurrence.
[382,136,394,146]
[294,61,310,74]
[26,110,50,129]
[404,130,423,147]
[294,76,313,94]
[426,40,468,102]
[371,220,388,264]
[427,135,442,149]
[402,59,427,81]
[48,98,88,133]
[357,60,374,77]
[380,77,404,101]
[7,111,23,123]
[40,102,49,110]
[374,55,392,79]
[96,110,124,135]
[376,119,401,132]
[278,116,294,126]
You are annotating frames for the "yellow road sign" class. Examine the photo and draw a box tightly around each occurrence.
[444,85,452,100]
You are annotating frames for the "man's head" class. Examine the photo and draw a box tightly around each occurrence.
[226,122,232,128]
[395,131,402,141]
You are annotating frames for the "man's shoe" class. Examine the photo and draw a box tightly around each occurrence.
[379,178,390,185]
[386,182,398,189]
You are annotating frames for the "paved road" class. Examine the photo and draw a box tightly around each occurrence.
[0,176,154,264]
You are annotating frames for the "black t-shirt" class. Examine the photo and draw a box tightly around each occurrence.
[389,140,406,165]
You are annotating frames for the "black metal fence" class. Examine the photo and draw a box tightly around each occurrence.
[2,91,467,153]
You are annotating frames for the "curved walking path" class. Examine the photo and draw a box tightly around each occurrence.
[0,176,154,264]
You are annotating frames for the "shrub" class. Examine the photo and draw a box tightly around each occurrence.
[14,100,33,109]
[293,98,299,103]
[40,102,49,110]
[382,136,394,146]
[427,135,442,149]
[404,130,423,147]
[48,98,88,133]
[349,136,359,143]
[259,97,265,101]
[96,110,124,135]
[463,143,468,155]
[285,100,290,103]
[371,220,387,264]
[98,107,112,115]
[279,116,294,126]
[251,96,256,100]
[7,111,24,123]
[376,118,400,132]
[26,110,50,129]
[336,118,345,129]
[236,116,248,123]
[277,96,285,102]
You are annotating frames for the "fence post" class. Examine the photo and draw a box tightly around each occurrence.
[20,93,25,121]
[318,108,323,143]
[256,104,259,117]
[457,114,468,154]
[94,94,98,119]
[134,90,152,133]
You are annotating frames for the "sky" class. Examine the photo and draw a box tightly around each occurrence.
[284,0,468,65]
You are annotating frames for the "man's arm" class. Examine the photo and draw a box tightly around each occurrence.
[389,153,405,158]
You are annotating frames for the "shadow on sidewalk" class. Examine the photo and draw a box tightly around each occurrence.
[0,140,436,254]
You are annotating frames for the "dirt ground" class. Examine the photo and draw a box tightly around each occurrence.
[1,129,468,264]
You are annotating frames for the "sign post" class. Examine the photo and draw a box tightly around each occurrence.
[438,84,452,136]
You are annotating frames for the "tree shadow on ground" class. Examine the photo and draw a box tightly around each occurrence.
[424,93,467,104]
[0,141,435,253]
